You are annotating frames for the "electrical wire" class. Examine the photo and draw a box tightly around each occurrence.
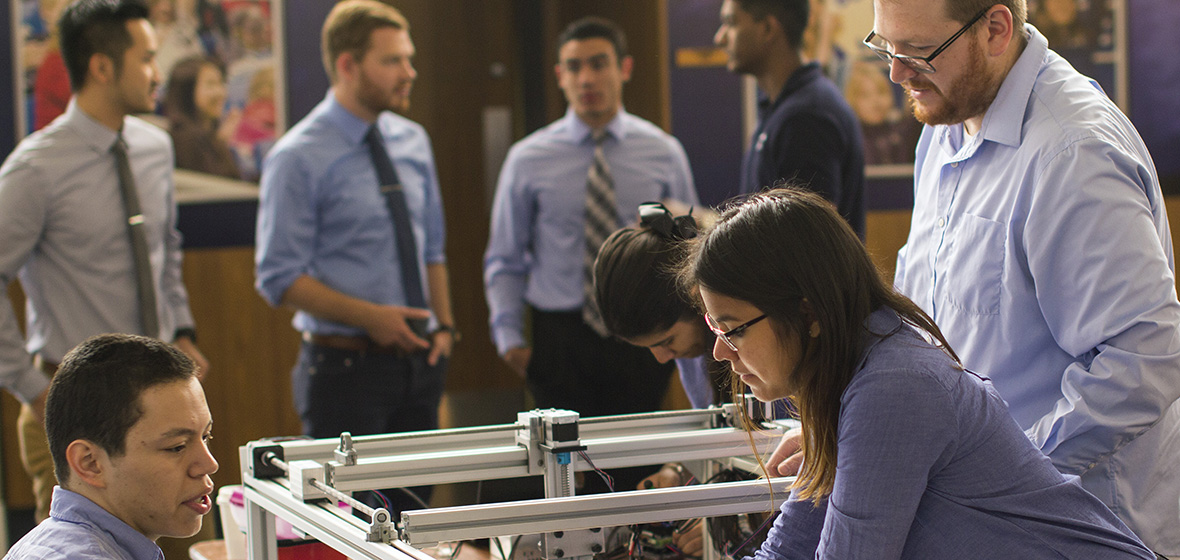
[577,450,615,492]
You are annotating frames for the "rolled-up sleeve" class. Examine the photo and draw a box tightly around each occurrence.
[255,150,316,307]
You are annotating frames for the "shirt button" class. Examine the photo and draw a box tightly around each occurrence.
[937,217,946,228]
[951,162,958,168]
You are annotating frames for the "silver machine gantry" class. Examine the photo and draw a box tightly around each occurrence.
[239,403,798,560]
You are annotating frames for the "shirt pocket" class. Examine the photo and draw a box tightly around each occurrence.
[941,212,1005,316]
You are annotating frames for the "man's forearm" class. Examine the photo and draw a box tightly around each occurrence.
[279,274,380,331]
[426,263,453,327]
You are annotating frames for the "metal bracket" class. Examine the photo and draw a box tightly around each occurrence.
[249,443,285,478]
[288,460,328,501]
[335,432,358,466]
[367,508,397,543]
[542,528,604,559]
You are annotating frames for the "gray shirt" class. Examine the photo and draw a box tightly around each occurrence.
[0,100,194,402]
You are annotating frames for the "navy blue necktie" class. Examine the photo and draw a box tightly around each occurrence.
[365,125,427,310]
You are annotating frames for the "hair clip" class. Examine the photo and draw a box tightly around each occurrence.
[639,202,698,241]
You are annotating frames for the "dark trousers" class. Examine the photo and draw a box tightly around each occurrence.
[528,310,675,493]
[528,310,674,417]
[292,342,447,514]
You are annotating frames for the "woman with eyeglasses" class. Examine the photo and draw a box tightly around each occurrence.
[678,187,1153,559]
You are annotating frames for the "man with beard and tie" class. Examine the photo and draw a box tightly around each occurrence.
[844,0,1179,555]
[255,0,454,515]
[0,0,207,524]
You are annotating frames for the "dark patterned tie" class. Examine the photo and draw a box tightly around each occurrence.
[582,130,617,337]
[365,124,427,310]
[111,134,159,338]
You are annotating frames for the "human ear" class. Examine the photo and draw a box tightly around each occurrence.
[799,298,820,338]
[982,5,1016,57]
[88,53,115,86]
[335,51,358,84]
[619,55,634,83]
[66,440,109,489]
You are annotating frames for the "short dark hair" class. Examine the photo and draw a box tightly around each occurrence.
[557,16,629,62]
[58,0,151,92]
[594,226,696,340]
[47,334,198,483]
[735,0,810,48]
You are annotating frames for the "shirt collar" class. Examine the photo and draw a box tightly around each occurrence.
[759,62,823,115]
[50,487,164,560]
[322,90,380,146]
[853,307,904,373]
[975,24,1047,148]
[62,99,122,154]
[559,106,628,145]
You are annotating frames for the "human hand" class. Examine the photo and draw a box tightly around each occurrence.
[30,387,48,423]
[672,518,704,558]
[638,463,689,490]
[364,305,433,352]
[503,346,531,378]
[218,108,242,144]
[428,330,454,366]
[173,336,210,380]
[766,427,803,476]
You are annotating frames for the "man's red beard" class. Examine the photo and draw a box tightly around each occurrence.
[904,39,1000,126]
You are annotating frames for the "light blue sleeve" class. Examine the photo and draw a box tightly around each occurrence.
[1022,138,1180,474]
[419,133,447,265]
[254,147,316,307]
[483,149,535,354]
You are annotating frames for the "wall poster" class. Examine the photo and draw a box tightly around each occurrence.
[14,0,286,182]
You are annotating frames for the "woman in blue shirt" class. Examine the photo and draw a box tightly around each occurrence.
[678,187,1154,559]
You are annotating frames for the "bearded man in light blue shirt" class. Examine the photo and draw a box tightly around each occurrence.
[864,0,1180,554]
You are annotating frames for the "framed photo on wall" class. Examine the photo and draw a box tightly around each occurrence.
[13,0,286,182]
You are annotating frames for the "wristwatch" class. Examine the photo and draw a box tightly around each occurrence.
[432,324,461,342]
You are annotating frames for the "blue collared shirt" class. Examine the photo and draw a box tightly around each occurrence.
[751,308,1153,560]
[676,356,714,409]
[484,108,697,354]
[0,100,194,403]
[894,25,1180,552]
[5,487,164,560]
[255,92,446,336]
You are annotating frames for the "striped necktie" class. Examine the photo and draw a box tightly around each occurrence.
[582,129,617,337]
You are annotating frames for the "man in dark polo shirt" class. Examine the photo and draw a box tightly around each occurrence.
[714,0,866,237]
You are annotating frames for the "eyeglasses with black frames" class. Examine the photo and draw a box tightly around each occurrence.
[705,312,768,352]
[862,7,990,74]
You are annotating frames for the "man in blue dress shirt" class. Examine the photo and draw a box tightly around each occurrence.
[255,0,454,512]
[714,0,865,236]
[871,0,1180,553]
[5,334,217,560]
[0,0,206,523]
[484,17,698,423]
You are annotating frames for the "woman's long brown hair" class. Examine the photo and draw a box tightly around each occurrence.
[678,187,958,502]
